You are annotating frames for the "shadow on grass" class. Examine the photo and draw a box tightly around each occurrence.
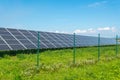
[0,49,46,57]
[0,47,74,57]
[0,45,116,58]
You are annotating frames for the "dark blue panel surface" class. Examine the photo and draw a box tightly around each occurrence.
[0,45,10,50]
[0,27,117,51]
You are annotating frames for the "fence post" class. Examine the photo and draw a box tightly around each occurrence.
[73,33,76,64]
[116,35,118,57]
[98,34,100,61]
[37,32,40,67]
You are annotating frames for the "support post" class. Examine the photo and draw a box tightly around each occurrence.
[37,32,40,67]
[73,33,76,64]
[98,34,100,61]
[116,35,118,57]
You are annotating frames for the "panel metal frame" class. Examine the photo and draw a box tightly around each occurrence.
[18,30,37,48]
[0,27,117,51]
[27,30,48,48]
[0,35,12,50]
[6,28,27,49]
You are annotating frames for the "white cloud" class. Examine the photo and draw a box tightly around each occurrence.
[111,27,116,32]
[54,30,68,34]
[73,27,116,35]
[97,27,110,31]
[72,27,118,37]
[74,29,87,34]
[88,1,107,8]
[55,30,59,33]
[88,28,96,33]
[97,27,116,32]
[74,28,96,34]
[53,27,117,38]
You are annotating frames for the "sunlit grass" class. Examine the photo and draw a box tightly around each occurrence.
[0,45,120,80]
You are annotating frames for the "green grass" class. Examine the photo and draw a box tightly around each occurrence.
[0,46,120,80]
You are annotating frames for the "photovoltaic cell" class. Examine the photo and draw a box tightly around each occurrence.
[7,28,18,32]
[24,44,36,49]
[0,31,11,35]
[15,36,26,39]
[0,28,6,31]
[1,35,15,39]
[5,39,20,44]
[0,44,10,50]
[10,45,25,50]
[0,39,6,44]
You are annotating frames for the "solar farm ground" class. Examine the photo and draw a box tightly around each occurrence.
[0,46,120,80]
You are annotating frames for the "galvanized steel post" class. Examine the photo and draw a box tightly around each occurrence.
[98,34,100,61]
[116,35,118,57]
[37,32,40,67]
[73,33,76,64]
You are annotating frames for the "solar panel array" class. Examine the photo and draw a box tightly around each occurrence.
[0,28,116,51]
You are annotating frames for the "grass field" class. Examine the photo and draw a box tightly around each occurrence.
[0,46,120,80]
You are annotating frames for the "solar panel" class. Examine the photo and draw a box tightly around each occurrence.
[0,39,6,44]
[0,44,10,50]
[5,39,20,44]
[0,31,11,35]
[10,45,25,50]
[1,35,15,39]
[0,27,116,51]
[15,36,26,39]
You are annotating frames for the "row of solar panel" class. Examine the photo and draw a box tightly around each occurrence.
[0,28,116,51]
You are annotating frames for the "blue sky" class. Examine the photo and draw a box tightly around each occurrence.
[0,0,120,37]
